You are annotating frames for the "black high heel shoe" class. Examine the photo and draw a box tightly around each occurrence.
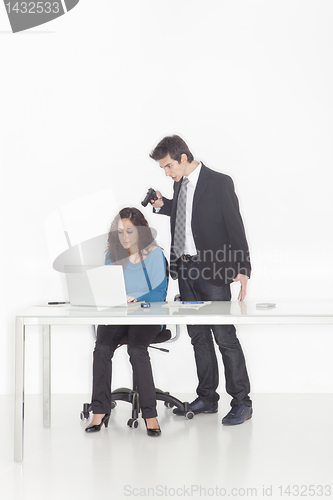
[85,413,111,433]
[145,419,161,437]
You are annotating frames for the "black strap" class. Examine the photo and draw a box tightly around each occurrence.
[141,259,152,292]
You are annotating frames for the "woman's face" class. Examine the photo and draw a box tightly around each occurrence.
[117,218,139,254]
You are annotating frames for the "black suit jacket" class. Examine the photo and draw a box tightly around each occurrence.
[156,163,251,285]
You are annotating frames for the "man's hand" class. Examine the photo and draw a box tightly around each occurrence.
[151,190,164,209]
[232,274,249,301]
[126,296,137,303]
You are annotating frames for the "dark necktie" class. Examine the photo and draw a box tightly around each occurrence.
[173,177,189,259]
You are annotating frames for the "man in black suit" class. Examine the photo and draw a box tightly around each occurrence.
[150,135,252,425]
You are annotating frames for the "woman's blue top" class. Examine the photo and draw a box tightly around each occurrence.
[105,246,167,303]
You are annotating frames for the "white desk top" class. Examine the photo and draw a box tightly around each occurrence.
[16,300,333,326]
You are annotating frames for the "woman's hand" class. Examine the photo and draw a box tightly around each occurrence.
[126,296,137,303]
[151,190,164,209]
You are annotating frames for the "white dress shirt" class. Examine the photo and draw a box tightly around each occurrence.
[183,162,201,256]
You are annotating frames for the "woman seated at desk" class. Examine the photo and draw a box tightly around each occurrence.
[85,207,167,436]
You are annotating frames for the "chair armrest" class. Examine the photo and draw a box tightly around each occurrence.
[164,324,181,343]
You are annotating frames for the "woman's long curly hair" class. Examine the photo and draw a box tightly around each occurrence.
[107,207,156,265]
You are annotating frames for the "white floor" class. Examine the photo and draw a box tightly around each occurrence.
[1,394,332,500]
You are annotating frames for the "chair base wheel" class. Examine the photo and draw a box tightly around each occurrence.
[127,418,139,428]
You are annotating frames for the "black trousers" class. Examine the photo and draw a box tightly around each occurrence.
[178,258,252,408]
[91,324,161,419]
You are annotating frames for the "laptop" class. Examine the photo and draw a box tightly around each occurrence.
[65,265,128,307]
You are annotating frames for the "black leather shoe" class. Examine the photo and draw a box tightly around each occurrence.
[173,397,218,416]
[222,404,253,425]
[85,413,111,433]
[145,419,161,437]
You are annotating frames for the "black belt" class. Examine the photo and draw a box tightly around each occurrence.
[179,254,198,263]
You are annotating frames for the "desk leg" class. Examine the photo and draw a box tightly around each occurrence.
[43,325,51,428]
[14,318,25,462]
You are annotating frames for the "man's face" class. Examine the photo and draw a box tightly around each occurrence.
[159,154,186,183]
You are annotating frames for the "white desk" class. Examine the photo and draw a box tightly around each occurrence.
[15,300,333,462]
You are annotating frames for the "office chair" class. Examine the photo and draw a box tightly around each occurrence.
[80,249,193,427]
[80,323,194,428]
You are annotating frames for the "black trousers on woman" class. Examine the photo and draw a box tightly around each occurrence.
[91,323,161,419]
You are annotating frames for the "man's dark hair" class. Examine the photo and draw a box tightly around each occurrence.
[150,135,194,163]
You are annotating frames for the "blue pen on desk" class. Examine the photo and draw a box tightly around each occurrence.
[181,301,205,305]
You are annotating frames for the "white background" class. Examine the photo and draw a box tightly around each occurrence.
[1,0,333,396]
